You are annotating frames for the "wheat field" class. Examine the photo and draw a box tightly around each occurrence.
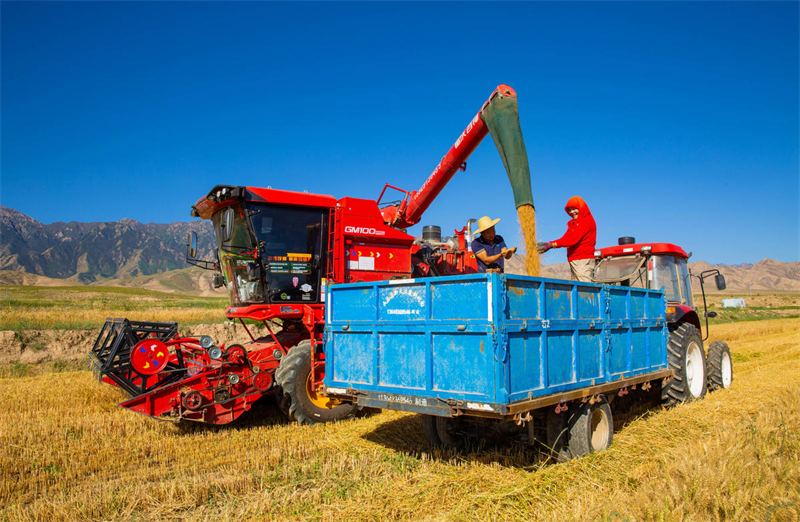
[1,318,798,522]
[0,286,228,331]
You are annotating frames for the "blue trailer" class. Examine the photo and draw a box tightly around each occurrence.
[323,273,676,458]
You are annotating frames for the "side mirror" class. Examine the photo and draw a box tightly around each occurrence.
[705,311,718,318]
[221,208,234,242]
[187,231,198,259]
[247,262,263,282]
[715,274,726,291]
[212,273,225,288]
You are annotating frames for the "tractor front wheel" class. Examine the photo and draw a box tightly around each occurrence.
[662,323,707,406]
[707,340,733,391]
[274,341,356,425]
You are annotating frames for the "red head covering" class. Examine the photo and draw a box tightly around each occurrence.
[564,196,591,220]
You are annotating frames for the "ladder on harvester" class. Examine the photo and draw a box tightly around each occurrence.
[326,206,341,284]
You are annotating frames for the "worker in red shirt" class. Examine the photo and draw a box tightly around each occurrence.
[538,196,597,282]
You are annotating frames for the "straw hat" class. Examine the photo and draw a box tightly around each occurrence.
[474,215,501,235]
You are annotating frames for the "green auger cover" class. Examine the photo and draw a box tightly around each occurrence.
[480,94,534,209]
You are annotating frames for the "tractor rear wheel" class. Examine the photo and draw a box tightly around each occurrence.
[662,323,707,406]
[707,341,733,391]
[567,398,614,459]
[274,341,356,425]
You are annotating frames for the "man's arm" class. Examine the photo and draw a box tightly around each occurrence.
[496,238,516,259]
[475,250,504,265]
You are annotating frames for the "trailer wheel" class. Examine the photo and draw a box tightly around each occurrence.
[435,417,466,447]
[568,398,614,459]
[545,410,571,462]
[662,323,707,406]
[274,341,356,425]
[707,341,733,391]
[420,415,442,447]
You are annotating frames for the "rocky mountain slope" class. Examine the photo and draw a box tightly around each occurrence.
[0,206,214,283]
[1,206,797,293]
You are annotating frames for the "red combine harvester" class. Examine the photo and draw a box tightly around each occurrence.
[594,238,732,403]
[89,84,533,425]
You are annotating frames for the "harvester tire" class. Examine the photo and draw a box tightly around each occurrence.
[420,415,442,447]
[707,341,733,391]
[567,397,613,459]
[662,323,707,406]
[274,341,356,425]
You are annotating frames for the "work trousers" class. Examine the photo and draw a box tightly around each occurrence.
[569,258,596,282]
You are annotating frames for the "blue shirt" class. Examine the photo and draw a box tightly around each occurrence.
[471,234,507,273]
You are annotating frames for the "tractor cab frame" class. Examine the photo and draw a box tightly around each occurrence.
[594,241,726,340]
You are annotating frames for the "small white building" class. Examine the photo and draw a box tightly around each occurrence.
[722,298,746,308]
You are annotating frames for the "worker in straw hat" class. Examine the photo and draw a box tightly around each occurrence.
[470,215,517,273]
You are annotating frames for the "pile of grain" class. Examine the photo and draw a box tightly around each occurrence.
[517,204,540,276]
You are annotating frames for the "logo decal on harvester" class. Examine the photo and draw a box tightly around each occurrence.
[344,226,386,236]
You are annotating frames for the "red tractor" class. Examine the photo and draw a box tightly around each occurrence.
[89,84,533,425]
[593,238,733,403]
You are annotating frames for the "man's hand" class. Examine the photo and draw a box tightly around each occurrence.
[537,242,553,254]
[502,247,517,259]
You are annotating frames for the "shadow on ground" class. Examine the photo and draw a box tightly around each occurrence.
[360,389,665,469]
[361,413,547,469]
[172,395,292,435]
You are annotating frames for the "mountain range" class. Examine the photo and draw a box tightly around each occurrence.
[0,205,214,284]
[1,206,797,293]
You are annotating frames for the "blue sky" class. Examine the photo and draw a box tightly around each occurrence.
[1,2,798,264]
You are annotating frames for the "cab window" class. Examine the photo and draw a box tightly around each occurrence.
[652,255,682,303]
[676,257,693,307]
[212,204,265,306]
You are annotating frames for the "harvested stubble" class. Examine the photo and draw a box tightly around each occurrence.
[517,204,540,277]
[1,319,798,522]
